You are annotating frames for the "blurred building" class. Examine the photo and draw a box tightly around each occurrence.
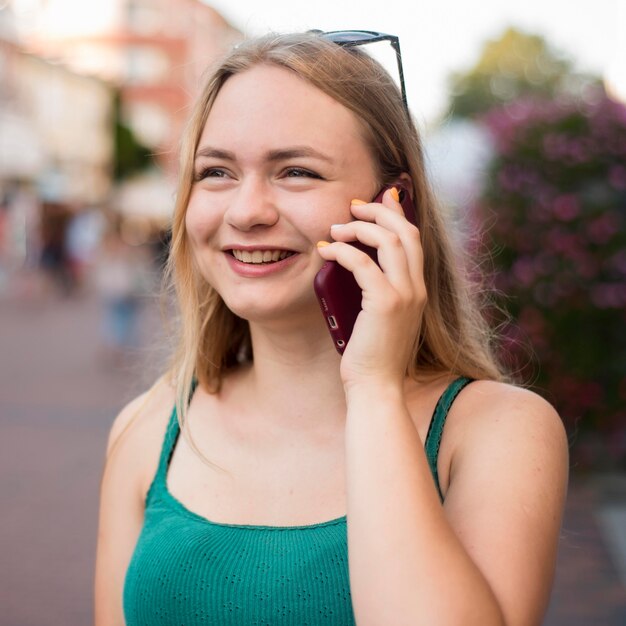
[1,5,113,281]
[10,0,241,223]
[0,0,240,292]
[1,49,113,204]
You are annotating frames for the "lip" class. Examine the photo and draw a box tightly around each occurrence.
[224,249,301,277]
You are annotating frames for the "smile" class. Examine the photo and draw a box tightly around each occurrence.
[230,249,296,264]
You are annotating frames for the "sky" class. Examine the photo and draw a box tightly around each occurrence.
[204,0,625,124]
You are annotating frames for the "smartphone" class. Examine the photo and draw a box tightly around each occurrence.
[314,183,417,354]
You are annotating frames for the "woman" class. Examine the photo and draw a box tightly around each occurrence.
[95,32,569,626]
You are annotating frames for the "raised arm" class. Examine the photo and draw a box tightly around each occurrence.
[317,188,568,625]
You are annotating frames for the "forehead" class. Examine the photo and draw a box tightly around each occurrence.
[198,64,368,156]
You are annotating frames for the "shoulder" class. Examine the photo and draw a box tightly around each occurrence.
[95,376,177,624]
[408,374,569,618]
[445,379,569,497]
[104,375,178,497]
[107,374,176,453]
[438,380,569,624]
[451,379,567,451]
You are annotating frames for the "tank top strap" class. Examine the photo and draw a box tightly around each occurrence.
[424,376,474,501]
[149,379,198,497]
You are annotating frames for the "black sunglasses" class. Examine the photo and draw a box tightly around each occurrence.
[309,29,408,111]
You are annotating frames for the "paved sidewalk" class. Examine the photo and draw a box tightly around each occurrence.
[1,287,625,625]
[545,475,626,625]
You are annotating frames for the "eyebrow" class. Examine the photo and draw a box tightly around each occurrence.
[194,145,335,164]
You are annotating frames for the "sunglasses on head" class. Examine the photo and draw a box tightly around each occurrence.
[309,29,408,112]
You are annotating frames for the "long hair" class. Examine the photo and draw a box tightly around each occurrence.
[165,32,508,425]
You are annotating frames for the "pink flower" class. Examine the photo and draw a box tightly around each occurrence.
[609,250,626,275]
[608,165,626,190]
[590,283,626,308]
[512,257,536,286]
[552,195,580,221]
[588,214,621,245]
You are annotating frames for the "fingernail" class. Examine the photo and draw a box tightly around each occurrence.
[351,199,367,205]
[316,240,331,248]
[330,223,345,229]
[390,187,400,202]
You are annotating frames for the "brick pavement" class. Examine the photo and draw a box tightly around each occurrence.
[1,285,624,625]
[545,477,626,625]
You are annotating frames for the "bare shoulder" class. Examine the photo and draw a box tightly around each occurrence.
[105,375,178,496]
[443,378,570,530]
[96,377,177,624]
[450,379,568,461]
[440,380,569,624]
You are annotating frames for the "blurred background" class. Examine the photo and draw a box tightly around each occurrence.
[0,0,624,624]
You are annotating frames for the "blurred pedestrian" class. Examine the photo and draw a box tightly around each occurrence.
[65,208,106,290]
[93,222,151,365]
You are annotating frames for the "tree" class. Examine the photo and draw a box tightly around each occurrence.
[112,92,154,181]
[446,27,597,120]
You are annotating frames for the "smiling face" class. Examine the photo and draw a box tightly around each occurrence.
[185,63,379,324]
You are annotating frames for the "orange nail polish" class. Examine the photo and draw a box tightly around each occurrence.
[351,199,367,205]
[390,187,400,202]
[316,240,331,248]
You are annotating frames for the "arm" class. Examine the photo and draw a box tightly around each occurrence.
[344,381,568,626]
[317,189,568,625]
[94,379,173,625]
[94,394,148,626]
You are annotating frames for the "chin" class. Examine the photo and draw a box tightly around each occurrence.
[221,289,319,326]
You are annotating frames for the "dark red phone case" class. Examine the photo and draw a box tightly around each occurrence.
[314,183,417,354]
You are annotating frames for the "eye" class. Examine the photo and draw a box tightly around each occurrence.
[282,167,323,179]
[194,167,229,182]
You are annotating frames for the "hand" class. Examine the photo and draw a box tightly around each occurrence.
[317,187,426,392]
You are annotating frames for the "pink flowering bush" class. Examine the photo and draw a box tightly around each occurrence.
[474,91,626,469]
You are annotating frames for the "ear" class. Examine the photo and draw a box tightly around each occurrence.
[392,173,414,201]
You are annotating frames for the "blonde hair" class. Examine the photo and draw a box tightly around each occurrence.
[165,32,508,421]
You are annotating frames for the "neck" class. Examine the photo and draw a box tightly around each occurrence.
[232,312,347,435]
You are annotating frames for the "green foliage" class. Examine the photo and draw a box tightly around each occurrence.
[446,28,596,120]
[112,92,153,181]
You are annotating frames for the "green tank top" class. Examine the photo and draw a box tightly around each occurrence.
[123,376,472,625]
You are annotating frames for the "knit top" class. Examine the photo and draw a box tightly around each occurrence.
[123,376,472,626]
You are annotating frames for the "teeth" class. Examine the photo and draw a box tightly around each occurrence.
[231,249,294,264]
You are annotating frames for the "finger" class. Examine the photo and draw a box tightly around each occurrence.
[350,200,419,236]
[348,201,423,286]
[382,186,405,212]
[316,240,395,300]
[329,221,412,291]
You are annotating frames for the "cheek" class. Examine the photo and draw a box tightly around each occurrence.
[314,200,356,232]
[185,195,221,245]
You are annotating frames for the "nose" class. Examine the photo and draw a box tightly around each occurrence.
[224,177,279,231]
